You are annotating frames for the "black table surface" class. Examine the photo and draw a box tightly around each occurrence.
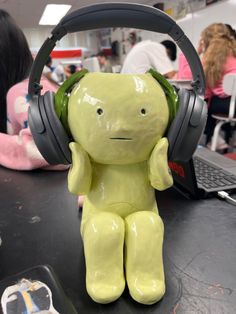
[0,166,235,314]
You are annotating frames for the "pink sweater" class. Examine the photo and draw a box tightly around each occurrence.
[178,53,236,101]
[0,77,67,170]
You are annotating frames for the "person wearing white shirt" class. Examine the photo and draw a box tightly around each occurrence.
[43,56,60,86]
[121,40,176,78]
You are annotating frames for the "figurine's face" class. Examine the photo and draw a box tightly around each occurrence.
[68,73,169,164]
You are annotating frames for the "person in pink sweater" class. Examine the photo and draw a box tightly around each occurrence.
[2,78,66,170]
[0,9,66,171]
[178,23,236,146]
[0,10,69,246]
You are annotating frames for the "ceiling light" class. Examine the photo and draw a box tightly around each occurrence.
[39,4,71,25]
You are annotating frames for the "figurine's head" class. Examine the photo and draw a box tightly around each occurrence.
[68,72,174,165]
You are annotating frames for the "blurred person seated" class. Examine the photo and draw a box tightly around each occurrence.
[54,63,66,84]
[178,23,236,149]
[201,24,236,148]
[177,53,193,80]
[43,56,60,86]
[96,51,113,73]
[161,40,177,62]
[121,40,176,78]
[0,9,67,171]
[65,64,77,78]
[83,57,101,72]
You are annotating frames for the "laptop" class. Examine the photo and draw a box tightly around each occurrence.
[169,146,236,199]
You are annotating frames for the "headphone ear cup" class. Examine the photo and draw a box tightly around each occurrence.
[167,88,207,162]
[29,91,71,165]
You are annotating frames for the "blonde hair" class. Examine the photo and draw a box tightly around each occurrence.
[201,23,236,88]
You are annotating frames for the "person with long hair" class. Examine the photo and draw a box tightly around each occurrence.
[201,23,236,145]
[0,10,64,170]
[0,9,33,134]
[178,23,236,147]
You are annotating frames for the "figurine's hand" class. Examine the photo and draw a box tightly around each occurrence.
[68,142,92,195]
[148,137,173,191]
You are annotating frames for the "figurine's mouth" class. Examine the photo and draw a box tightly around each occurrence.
[110,137,133,141]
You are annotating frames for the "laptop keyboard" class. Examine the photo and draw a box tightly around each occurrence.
[193,156,236,190]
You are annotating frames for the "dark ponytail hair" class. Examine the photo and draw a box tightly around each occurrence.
[0,10,33,133]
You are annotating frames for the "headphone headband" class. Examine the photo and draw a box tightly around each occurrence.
[28,3,205,97]
[54,3,178,35]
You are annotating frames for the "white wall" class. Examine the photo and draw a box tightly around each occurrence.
[23,27,100,58]
[177,0,236,48]
[139,0,236,50]
[23,0,236,65]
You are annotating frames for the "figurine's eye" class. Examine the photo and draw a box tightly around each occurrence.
[97,108,103,115]
[140,108,147,116]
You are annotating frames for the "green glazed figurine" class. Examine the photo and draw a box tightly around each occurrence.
[64,69,178,305]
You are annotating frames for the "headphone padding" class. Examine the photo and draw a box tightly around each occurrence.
[167,89,207,162]
[29,91,71,165]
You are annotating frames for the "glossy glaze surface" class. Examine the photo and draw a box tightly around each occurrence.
[67,72,173,304]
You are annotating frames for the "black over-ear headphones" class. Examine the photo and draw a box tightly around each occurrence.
[28,2,207,165]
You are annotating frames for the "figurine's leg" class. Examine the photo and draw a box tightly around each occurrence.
[125,211,165,305]
[83,212,125,303]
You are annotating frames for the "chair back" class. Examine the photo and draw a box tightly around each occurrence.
[223,73,236,119]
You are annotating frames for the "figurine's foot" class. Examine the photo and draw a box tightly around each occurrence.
[127,277,165,305]
[125,211,165,305]
[83,212,125,303]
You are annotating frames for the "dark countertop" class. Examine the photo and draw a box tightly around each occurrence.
[0,166,235,313]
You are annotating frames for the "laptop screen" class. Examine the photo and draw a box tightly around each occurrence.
[168,159,204,199]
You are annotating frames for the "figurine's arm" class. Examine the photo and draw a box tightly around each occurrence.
[68,142,92,195]
[148,137,173,191]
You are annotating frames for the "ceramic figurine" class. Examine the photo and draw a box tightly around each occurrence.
[67,69,178,305]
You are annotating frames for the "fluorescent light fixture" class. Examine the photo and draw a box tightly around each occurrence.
[39,4,71,25]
